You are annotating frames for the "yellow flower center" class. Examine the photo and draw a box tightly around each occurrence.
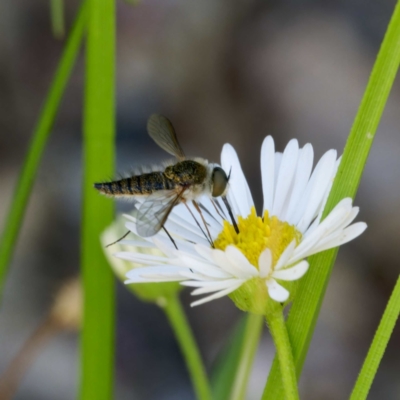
[215,207,301,271]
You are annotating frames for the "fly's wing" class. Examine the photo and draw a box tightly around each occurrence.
[136,188,186,237]
[147,114,186,161]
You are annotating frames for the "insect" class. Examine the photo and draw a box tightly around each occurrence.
[94,114,230,238]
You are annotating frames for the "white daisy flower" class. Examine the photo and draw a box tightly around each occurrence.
[113,136,366,312]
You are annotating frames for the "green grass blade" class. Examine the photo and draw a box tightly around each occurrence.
[263,1,400,398]
[80,0,116,398]
[350,276,400,400]
[0,3,86,299]
[50,0,65,39]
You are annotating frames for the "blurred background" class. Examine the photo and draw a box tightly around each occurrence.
[1,0,400,398]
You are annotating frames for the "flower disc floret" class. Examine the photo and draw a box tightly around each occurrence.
[214,207,302,268]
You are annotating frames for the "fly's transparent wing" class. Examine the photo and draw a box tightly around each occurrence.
[147,114,186,160]
[136,188,186,237]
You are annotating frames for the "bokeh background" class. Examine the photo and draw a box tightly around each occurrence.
[1,0,400,399]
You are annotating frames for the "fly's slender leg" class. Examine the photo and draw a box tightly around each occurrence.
[222,196,239,234]
[192,201,214,247]
[105,230,130,248]
[210,199,226,220]
[162,226,178,250]
[184,203,213,247]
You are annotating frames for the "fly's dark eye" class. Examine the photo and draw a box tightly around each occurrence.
[212,167,228,197]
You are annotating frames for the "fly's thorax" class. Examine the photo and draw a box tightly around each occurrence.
[164,159,208,185]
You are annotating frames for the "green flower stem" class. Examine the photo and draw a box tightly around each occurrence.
[228,314,263,400]
[80,0,116,398]
[0,2,86,300]
[350,276,400,400]
[163,295,212,400]
[266,309,299,400]
[50,0,65,38]
[263,1,400,398]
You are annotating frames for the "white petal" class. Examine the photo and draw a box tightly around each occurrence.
[272,139,299,218]
[178,254,232,279]
[291,150,335,230]
[307,222,367,255]
[179,270,214,281]
[154,235,198,257]
[211,249,247,278]
[181,279,232,288]
[258,248,272,278]
[274,240,296,271]
[221,144,254,217]
[272,261,309,281]
[190,282,243,307]
[289,200,352,264]
[119,240,156,248]
[225,245,259,277]
[296,150,337,232]
[125,266,185,283]
[284,144,314,224]
[163,218,210,246]
[187,279,245,294]
[194,243,215,263]
[123,213,137,224]
[152,237,178,258]
[265,279,290,302]
[261,136,275,212]
[114,252,170,265]
[274,152,283,189]
[330,206,360,234]
[306,155,342,233]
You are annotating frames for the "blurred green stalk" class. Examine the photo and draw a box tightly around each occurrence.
[80,0,116,398]
[263,1,400,398]
[50,0,65,39]
[228,314,263,400]
[350,276,400,400]
[164,295,212,400]
[0,3,86,299]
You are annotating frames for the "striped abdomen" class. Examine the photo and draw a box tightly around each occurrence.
[94,172,176,196]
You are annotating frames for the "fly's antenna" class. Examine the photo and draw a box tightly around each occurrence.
[192,201,214,247]
[105,231,130,248]
[184,203,213,247]
[162,227,178,250]
[222,196,239,234]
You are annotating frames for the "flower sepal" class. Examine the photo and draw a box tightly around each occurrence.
[229,277,296,315]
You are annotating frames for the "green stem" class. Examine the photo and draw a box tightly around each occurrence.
[228,314,263,400]
[163,295,212,400]
[350,276,400,400]
[263,1,400,398]
[80,0,116,398]
[266,310,299,400]
[0,2,86,300]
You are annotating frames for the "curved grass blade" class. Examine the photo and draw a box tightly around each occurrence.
[0,3,87,299]
[350,276,400,400]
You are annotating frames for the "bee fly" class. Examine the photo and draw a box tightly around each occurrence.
[94,114,236,241]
